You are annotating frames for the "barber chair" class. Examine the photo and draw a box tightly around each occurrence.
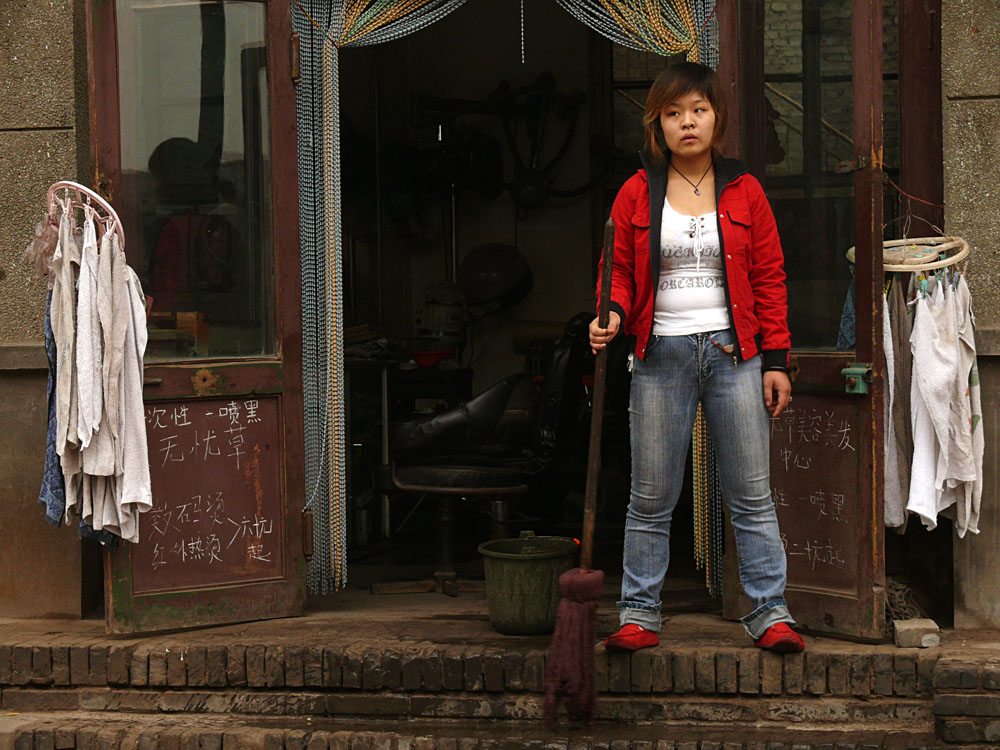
[372,316,589,596]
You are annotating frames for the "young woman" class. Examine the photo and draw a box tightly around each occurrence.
[590,62,804,653]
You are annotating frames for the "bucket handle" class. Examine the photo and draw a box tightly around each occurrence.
[519,529,538,554]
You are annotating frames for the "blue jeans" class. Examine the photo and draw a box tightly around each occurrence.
[619,329,793,639]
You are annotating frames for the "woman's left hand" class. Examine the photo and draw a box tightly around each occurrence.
[763,371,792,417]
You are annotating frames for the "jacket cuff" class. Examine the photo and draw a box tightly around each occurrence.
[762,349,789,371]
[608,301,627,324]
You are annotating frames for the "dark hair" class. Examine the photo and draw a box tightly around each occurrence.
[643,62,729,166]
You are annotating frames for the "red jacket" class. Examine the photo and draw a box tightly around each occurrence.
[599,153,790,369]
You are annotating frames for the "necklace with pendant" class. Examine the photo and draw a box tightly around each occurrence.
[670,162,713,196]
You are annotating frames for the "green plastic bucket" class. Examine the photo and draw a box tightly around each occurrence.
[477,531,578,635]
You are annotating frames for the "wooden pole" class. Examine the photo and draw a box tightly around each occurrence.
[580,219,615,571]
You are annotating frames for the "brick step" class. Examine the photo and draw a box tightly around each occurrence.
[0,711,958,750]
[0,687,934,726]
[0,644,937,701]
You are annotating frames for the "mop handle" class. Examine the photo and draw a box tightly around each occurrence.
[580,219,615,572]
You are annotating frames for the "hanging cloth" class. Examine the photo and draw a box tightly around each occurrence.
[39,289,66,526]
[907,275,978,531]
[942,274,982,537]
[76,209,103,450]
[292,0,469,593]
[38,192,151,544]
[80,227,118,478]
[884,276,915,529]
[882,290,902,528]
[78,230,152,544]
[555,0,719,68]
[117,262,153,540]
[51,206,82,482]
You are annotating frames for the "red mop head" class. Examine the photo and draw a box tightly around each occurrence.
[542,567,605,726]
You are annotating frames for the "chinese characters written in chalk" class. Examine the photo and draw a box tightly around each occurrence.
[780,533,846,571]
[147,491,276,571]
[771,407,855,473]
[146,399,263,472]
[774,487,850,525]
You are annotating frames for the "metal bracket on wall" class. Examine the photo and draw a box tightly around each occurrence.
[834,155,869,173]
[841,362,873,394]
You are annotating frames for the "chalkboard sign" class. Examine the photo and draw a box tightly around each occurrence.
[769,394,861,591]
[132,396,285,594]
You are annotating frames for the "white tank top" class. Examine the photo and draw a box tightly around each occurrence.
[652,198,730,336]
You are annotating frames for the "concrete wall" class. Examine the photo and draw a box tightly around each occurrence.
[943,0,1000,628]
[0,0,89,618]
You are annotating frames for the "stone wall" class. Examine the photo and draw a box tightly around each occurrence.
[943,1,1000,326]
[943,0,1000,629]
[0,0,89,618]
[0,0,88,344]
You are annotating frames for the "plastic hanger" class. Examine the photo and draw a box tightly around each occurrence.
[46,180,125,252]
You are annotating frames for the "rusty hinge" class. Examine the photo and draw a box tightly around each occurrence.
[290,31,300,84]
[834,155,869,174]
[787,354,800,382]
[95,172,113,203]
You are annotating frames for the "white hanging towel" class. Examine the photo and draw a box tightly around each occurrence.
[81,229,118,478]
[51,209,83,521]
[46,197,152,544]
[116,262,153,543]
[883,292,906,529]
[76,212,103,449]
[51,210,80,466]
[80,231,151,543]
[946,275,982,537]
[907,277,977,530]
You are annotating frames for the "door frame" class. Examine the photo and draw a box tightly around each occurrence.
[850,0,886,641]
[86,0,306,633]
[720,0,887,640]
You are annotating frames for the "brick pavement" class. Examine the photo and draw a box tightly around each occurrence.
[2,587,1000,746]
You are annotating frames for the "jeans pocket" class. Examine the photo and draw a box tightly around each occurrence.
[709,328,735,349]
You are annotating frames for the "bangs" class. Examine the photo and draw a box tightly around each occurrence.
[642,62,729,165]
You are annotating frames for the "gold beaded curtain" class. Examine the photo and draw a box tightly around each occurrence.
[555,0,719,68]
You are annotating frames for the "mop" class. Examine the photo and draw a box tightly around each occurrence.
[543,219,614,726]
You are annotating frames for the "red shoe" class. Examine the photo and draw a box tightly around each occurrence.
[753,622,805,653]
[604,623,659,652]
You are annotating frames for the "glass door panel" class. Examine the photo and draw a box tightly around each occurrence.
[117,0,274,360]
[763,0,855,350]
[93,0,305,634]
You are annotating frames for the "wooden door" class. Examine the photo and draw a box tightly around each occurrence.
[721,0,886,640]
[87,0,305,634]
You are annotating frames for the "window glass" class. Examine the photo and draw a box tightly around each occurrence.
[117,0,274,360]
[763,1,898,350]
[763,1,855,349]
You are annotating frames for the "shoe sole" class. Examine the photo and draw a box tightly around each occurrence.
[756,639,805,653]
[604,640,659,652]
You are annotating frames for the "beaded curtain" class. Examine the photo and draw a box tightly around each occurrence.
[291,0,719,595]
[291,0,468,595]
[555,0,719,68]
